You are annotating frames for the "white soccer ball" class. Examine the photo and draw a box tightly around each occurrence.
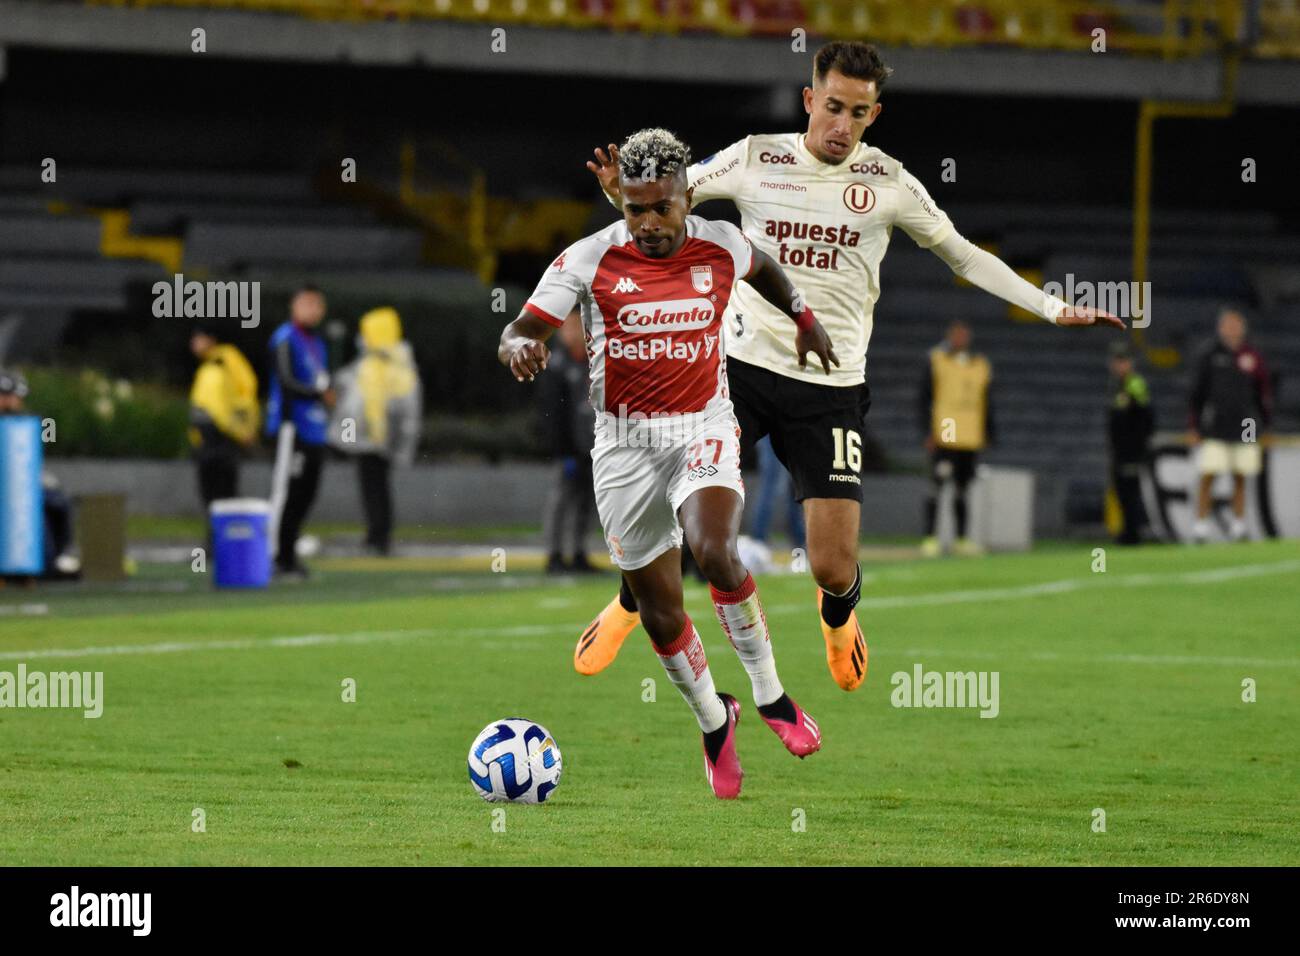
[467,718,562,804]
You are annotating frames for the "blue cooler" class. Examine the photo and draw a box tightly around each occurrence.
[210,498,271,588]
[0,415,45,575]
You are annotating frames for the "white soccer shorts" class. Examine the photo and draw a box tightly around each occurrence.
[1198,439,1262,477]
[591,403,745,571]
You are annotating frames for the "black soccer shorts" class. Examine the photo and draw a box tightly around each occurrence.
[727,356,871,503]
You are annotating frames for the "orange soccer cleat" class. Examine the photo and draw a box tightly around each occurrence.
[573,595,640,676]
[816,589,867,691]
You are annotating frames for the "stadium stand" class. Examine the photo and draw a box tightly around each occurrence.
[1,1,1295,536]
[1,150,1296,489]
[869,200,1300,489]
[82,0,1269,58]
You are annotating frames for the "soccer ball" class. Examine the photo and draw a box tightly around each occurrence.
[467,718,562,804]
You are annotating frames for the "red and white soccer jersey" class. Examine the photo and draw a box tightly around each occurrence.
[523,215,754,420]
[524,216,756,570]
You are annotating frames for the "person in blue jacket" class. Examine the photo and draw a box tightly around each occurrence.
[265,285,334,578]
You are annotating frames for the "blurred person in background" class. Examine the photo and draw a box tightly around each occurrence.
[1106,341,1154,545]
[329,307,422,556]
[537,310,597,574]
[750,435,806,555]
[1188,308,1273,543]
[266,284,334,579]
[919,320,993,557]
[0,369,79,579]
[188,325,260,513]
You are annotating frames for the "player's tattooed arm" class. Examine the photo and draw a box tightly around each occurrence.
[498,313,557,383]
[745,248,840,374]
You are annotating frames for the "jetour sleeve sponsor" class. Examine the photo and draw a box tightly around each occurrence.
[688,137,749,205]
[894,166,955,249]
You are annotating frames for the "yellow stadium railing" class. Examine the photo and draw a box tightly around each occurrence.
[85,1,1289,60]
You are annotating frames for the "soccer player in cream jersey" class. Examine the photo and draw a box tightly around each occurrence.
[576,40,1125,691]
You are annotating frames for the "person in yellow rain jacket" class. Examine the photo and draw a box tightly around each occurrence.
[329,307,423,555]
[189,326,260,511]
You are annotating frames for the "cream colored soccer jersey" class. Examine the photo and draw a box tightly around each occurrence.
[687,131,954,386]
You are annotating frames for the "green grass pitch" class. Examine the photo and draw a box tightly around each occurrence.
[1,540,1296,866]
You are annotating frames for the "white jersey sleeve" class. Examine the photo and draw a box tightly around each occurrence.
[687,137,752,206]
[894,166,956,249]
[696,218,755,280]
[524,244,592,327]
[930,232,1069,323]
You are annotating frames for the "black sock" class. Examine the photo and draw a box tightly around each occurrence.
[618,575,639,614]
[703,695,732,763]
[757,693,796,724]
[954,493,968,538]
[924,496,938,536]
[820,564,861,629]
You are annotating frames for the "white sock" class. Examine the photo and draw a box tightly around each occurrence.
[653,617,726,733]
[1193,519,1210,540]
[710,573,784,707]
[1230,517,1247,540]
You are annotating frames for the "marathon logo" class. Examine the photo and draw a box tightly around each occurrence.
[616,298,715,333]
[607,334,719,363]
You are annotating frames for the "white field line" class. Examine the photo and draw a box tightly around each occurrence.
[764,558,1300,614]
[0,603,49,617]
[1,559,1295,664]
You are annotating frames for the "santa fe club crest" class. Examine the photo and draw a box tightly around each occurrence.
[691,264,713,293]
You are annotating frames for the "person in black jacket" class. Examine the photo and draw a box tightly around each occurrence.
[1188,309,1272,543]
[1106,342,1154,545]
[537,311,597,574]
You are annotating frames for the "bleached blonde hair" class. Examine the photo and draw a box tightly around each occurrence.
[618,128,692,183]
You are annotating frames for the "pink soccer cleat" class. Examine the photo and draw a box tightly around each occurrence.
[703,693,744,799]
[760,697,822,758]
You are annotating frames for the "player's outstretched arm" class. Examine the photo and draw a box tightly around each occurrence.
[498,313,557,383]
[929,232,1125,330]
[745,248,840,374]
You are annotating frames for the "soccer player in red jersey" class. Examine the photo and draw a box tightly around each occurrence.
[498,128,837,798]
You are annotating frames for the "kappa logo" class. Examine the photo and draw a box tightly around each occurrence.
[612,277,642,294]
[691,265,713,293]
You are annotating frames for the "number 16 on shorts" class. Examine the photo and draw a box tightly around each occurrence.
[831,428,862,472]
